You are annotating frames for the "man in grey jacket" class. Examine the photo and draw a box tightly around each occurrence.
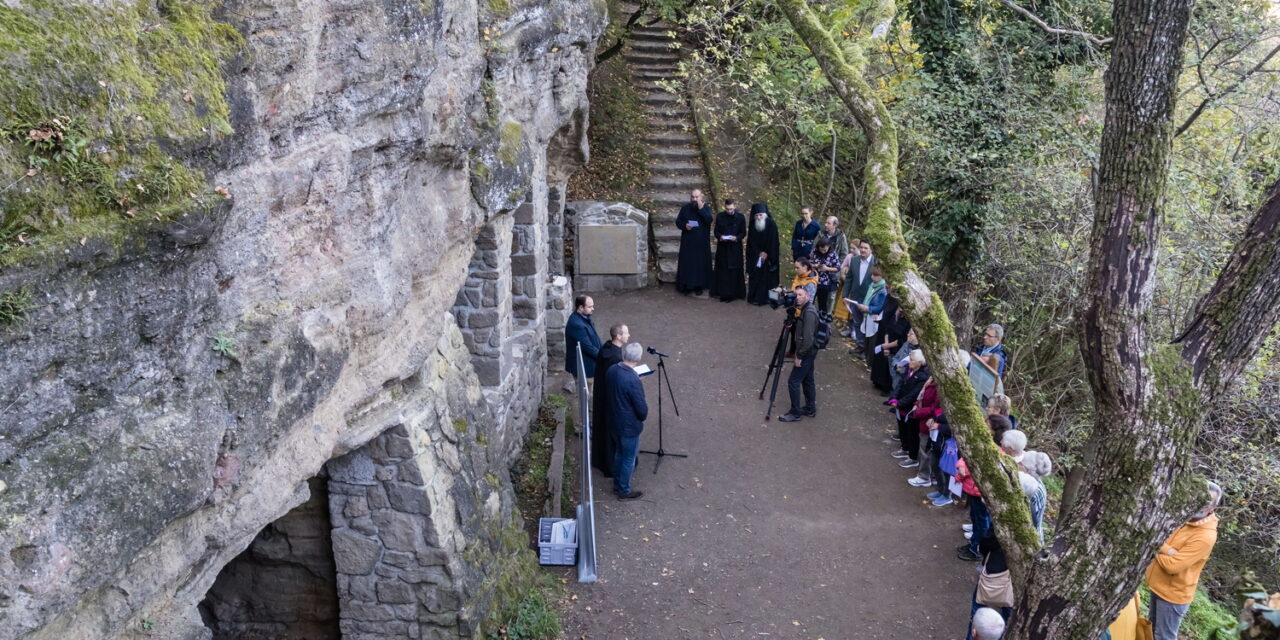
[779,286,819,422]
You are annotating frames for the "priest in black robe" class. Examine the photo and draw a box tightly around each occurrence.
[710,199,746,302]
[869,291,911,393]
[675,189,713,295]
[591,323,629,477]
[745,202,780,306]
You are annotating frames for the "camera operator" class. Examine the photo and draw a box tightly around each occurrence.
[779,285,819,422]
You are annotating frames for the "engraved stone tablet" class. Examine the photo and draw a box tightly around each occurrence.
[578,225,641,274]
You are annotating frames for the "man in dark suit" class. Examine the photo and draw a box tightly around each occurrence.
[564,295,602,385]
[607,342,648,500]
[842,240,876,349]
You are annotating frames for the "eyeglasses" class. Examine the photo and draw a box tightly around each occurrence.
[984,333,999,339]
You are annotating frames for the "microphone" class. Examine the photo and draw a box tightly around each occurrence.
[647,347,670,358]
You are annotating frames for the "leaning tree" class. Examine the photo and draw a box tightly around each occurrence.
[776,0,1280,637]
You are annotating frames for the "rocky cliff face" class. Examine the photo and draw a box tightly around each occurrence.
[0,0,604,638]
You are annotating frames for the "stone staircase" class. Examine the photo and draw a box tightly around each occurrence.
[624,22,709,283]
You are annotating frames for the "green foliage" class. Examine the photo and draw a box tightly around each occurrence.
[0,286,32,326]
[211,331,237,359]
[1183,587,1240,640]
[0,0,241,263]
[501,589,561,640]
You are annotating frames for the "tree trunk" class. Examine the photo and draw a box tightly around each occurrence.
[1003,0,1204,635]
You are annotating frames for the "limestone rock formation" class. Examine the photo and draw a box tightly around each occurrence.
[0,0,605,638]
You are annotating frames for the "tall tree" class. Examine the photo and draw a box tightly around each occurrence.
[780,0,1280,638]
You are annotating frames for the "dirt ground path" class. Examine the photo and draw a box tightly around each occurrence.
[556,287,977,640]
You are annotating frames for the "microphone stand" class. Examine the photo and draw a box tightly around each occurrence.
[639,352,687,473]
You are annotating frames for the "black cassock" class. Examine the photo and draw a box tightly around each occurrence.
[710,210,746,301]
[675,202,713,292]
[591,341,624,477]
[746,215,781,305]
[870,296,911,392]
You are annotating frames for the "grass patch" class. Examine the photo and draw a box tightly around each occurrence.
[1137,585,1238,640]
[511,396,573,541]
[0,286,33,326]
[500,587,562,640]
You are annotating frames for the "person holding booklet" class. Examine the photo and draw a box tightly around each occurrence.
[674,189,714,296]
[710,199,746,302]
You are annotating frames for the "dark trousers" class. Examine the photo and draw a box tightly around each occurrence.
[898,417,920,459]
[787,355,817,414]
[968,496,991,554]
[930,441,947,493]
[816,285,833,314]
[612,434,640,495]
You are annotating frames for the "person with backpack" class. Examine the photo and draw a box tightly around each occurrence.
[779,285,820,422]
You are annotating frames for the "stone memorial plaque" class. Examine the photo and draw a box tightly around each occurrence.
[578,225,640,274]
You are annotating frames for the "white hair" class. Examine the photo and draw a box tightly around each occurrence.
[909,349,925,364]
[987,323,1005,340]
[622,342,643,363]
[1021,450,1053,479]
[1001,430,1028,455]
[972,607,1006,639]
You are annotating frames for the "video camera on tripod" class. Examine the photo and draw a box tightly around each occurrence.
[766,287,798,311]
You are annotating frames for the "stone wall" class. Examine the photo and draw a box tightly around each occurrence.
[0,0,605,638]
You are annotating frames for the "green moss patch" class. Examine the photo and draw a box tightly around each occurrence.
[0,0,242,265]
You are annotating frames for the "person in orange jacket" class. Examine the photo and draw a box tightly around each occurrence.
[1144,481,1222,640]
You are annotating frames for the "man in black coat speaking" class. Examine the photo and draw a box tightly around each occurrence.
[607,342,649,500]
[591,323,629,478]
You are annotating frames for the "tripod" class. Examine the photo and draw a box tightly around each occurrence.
[759,316,795,420]
[639,353,687,473]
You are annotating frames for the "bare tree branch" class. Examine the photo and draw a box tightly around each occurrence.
[1175,42,1280,136]
[993,0,1113,47]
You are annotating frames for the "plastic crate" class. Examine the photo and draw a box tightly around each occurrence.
[538,517,577,566]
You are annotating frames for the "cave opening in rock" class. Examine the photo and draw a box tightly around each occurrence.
[199,476,341,640]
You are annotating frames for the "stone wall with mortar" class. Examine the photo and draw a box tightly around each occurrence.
[0,1,605,638]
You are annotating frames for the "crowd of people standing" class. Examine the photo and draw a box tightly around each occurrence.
[570,192,1223,638]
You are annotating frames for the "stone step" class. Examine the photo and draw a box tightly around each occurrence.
[630,25,675,38]
[625,50,681,64]
[644,133,698,148]
[657,262,677,283]
[648,117,692,131]
[649,174,706,189]
[640,92,682,104]
[653,226,682,242]
[648,146,701,160]
[656,239,681,259]
[651,159,702,172]
[630,60,676,70]
[631,40,681,54]
[643,106,690,120]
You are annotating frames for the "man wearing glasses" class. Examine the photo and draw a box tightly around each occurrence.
[972,324,1007,377]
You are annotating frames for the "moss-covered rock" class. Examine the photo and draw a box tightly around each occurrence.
[0,0,241,265]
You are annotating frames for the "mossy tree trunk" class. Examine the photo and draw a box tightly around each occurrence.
[783,0,1280,637]
[776,0,1041,578]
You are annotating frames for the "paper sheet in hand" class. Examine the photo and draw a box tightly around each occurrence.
[687,220,699,228]
[721,235,734,241]
[632,364,654,377]
[948,477,964,498]
[842,297,858,314]
[756,257,763,268]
